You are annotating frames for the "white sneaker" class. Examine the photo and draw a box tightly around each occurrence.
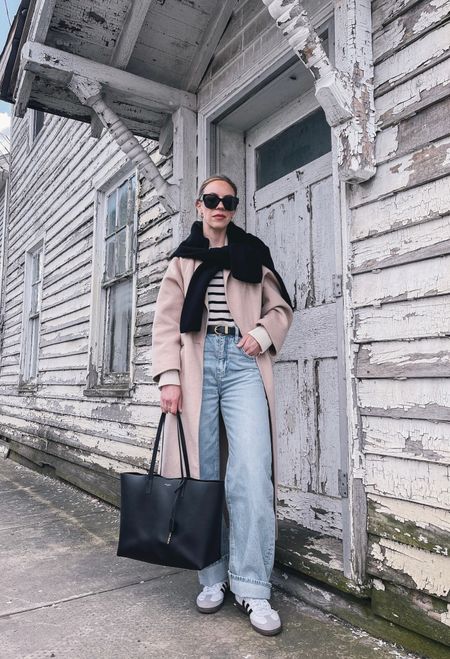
[196,581,229,613]
[235,595,282,635]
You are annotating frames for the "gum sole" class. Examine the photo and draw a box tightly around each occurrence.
[234,600,282,636]
[196,601,225,614]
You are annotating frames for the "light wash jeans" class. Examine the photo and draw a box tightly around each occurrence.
[197,332,275,599]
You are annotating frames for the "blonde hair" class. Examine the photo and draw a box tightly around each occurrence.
[197,174,238,198]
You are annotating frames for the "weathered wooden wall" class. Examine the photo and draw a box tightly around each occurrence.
[0,110,171,503]
[0,0,449,649]
[0,181,5,306]
[350,0,450,646]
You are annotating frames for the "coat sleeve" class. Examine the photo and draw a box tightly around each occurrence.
[152,257,185,384]
[254,266,293,357]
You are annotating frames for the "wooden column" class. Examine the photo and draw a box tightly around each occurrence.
[171,106,197,245]
[262,0,376,182]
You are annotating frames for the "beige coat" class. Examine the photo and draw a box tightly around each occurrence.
[151,255,293,531]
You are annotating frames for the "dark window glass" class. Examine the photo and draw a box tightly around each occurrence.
[106,278,132,374]
[255,108,331,189]
[33,110,45,139]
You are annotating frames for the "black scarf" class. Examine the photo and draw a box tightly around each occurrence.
[170,221,293,333]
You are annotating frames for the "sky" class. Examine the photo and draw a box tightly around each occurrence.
[0,0,23,152]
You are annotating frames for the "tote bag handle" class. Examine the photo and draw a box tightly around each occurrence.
[147,412,190,481]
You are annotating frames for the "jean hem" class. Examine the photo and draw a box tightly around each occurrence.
[197,555,229,586]
[228,571,272,599]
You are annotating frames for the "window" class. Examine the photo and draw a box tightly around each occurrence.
[86,169,137,396]
[19,242,44,389]
[103,175,136,378]
[255,108,331,189]
[29,109,45,145]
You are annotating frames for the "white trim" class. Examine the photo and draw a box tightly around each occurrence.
[171,107,197,244]
[18,234,46,389]
[22,42,196,114]
[86,164,139,395]
[14,0,57,117]
[0,175,9,317]
[334,2,369,583]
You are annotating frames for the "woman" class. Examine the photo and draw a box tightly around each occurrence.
[152,174,293,636]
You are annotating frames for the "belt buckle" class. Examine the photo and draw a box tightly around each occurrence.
[213,325,228,335]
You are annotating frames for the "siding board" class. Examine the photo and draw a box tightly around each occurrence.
[371,581,450,647]
[365,455,450,510]
[357,338,450,379]
[352,256,450,308]
[352,215,450,273]
[374,22,450,95]
[376,56,450,128]
[373,0,450,64]
[359,378,450,422]
[362,416,450,465]
[368,536,450,600]
[355,297,450,342]
[368,494,450,554]
[350,136,450,209]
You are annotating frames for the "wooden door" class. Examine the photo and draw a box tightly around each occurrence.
[245,96,345,539]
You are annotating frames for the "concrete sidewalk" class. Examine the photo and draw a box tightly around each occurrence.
[0,458,417,659]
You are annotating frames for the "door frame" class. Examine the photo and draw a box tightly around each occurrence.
[196,15,366,587]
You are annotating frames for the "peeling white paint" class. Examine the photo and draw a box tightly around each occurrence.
[353,253,450,308]
[375,22,450,90]
[370,538,450,598]
[376,58,450,125]
[413,0,449,35]
[369,493,450,533]
[365,455,450,510]
[440,604,450,627]
[351,177,450,241]
[352,215,450,273]
[373,578,386,591]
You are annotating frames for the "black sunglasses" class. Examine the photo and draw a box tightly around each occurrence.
[199,193,239,211]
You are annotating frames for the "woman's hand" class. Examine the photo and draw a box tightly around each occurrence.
[160,385,183,414]
[236,333,262,357]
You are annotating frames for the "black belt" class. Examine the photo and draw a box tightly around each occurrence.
[206,325,239,336]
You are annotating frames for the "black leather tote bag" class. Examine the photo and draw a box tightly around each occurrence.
[117,411,224,570]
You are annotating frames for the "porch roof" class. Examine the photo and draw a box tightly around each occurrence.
[0,0,235,138]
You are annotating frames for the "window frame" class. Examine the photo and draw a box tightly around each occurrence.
[85,162,138,398]
[18,237,45,392]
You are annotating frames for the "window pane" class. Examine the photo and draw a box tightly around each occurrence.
[106,193,116,235]
[255,109,331,189]
[32,251,41,282]
[33,110,45,138]
[116,227,127,275]
[29,318,39,378]
[105,237,115,279]
[30,282,39,315]
[117,181,128,228]
[107,278,132,373]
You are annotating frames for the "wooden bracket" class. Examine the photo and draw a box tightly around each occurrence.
[68,75,179,214]
[262,0,376,182]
